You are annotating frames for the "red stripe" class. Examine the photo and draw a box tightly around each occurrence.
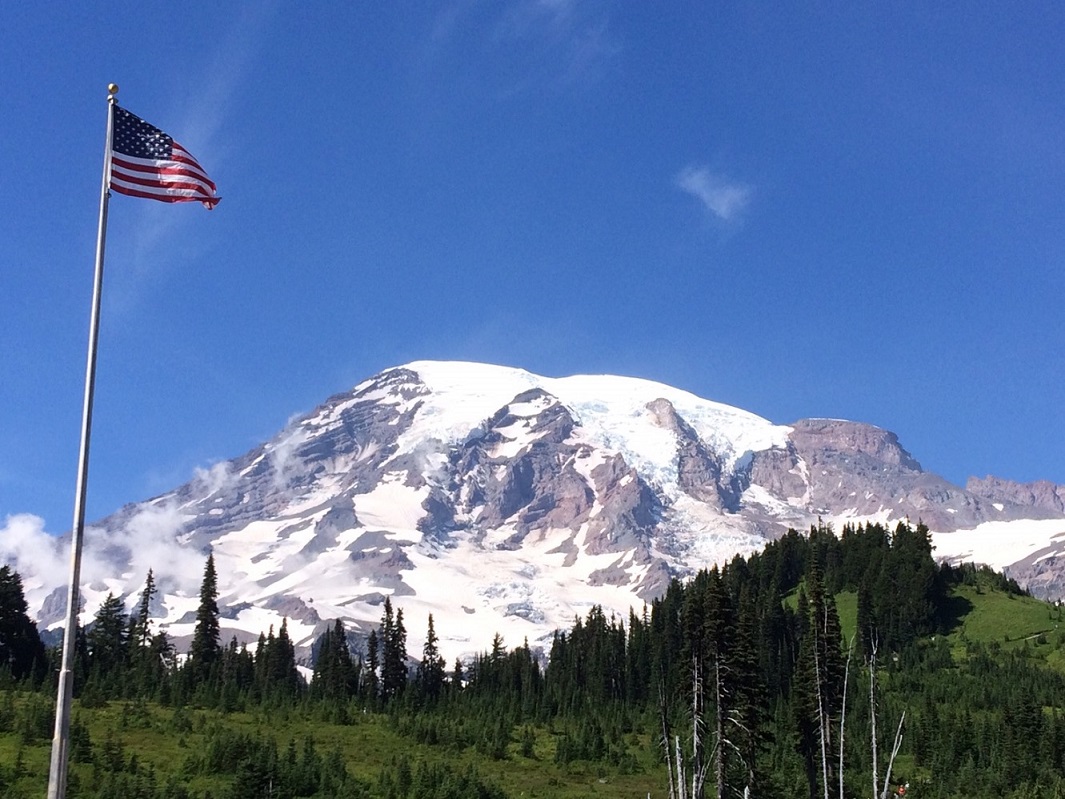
[112,167,215,194]
[111,155,216,189]
[112,182,220,209]
[111,174,214,197]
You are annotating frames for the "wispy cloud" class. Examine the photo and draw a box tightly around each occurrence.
[0,514,66,605]
[496,0,621,87]
[675,165,753,223]
[430,0,621,93]
[0,503,205,618]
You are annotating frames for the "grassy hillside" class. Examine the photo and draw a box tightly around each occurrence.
[0,693,666,798]
[943,583,1065,667]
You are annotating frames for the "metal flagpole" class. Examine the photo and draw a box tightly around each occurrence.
[47,82,119,799]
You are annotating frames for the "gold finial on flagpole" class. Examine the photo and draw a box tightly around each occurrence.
[107,83,119,97]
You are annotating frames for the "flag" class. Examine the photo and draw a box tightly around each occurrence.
[110,105,220,209]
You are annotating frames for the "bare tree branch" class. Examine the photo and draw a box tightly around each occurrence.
[880,711,905,799]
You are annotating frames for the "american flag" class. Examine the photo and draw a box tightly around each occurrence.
[110,106,220,209]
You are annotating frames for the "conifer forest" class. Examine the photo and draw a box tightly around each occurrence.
[3,521,1065,798]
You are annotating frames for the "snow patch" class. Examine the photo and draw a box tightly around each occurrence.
[931,519,1065,571]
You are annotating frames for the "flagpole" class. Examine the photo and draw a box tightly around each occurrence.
[47,83,118,799]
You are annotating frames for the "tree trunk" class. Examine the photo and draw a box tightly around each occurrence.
[869,640,878,799]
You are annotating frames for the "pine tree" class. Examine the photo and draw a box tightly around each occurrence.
[703,568,734,799]
[790,585,824,799]
[365,628,379,701]
[128,569,156,649]
[87,593,129,691]
[791,550,845,799]
[126,570,160,695]
[0,565,46,683]
[219,635,255,702]
[312,619,356,701]
[451,656,464,694]
[187,553,221,686]
[380,600,407,702]
[731,583,769,796]
[269,618,302,701]
[417,614,445,703]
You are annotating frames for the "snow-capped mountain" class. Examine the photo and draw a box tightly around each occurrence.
[13,361,1065,662]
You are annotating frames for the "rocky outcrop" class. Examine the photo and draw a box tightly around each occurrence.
[646,398,741,510]
[463,390,594,537]
[745,419,1044,532]
[966,476,1065,517]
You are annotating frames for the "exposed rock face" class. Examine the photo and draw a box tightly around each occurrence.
[647,398,741,511]
[468,389,591,534]
[20,361,1065,662]
[1006,556,1065,602]
[745,419,1044,532]
[966,476,1065,517]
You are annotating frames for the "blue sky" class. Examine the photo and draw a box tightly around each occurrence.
[2,2,1063,535]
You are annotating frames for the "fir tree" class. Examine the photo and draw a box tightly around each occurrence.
[365,628,379,701]
[128,569,156,649]
[380,600,407,702]
[0,565,45,682]
[417,614,445,703]
[187,553,221,686]
[452,656,464,694]
[87,593,129,689]
[312,619,356,702]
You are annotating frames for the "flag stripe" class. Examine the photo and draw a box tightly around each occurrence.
[111,183,216,204]
[111,175,217,199]
[109,105,220,209]
[111,156,216,191]
[112,150,215,181]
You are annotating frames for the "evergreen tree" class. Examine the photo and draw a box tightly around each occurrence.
[380,598,407,702]
[791,588,822,799]
[265,618,302,701]
[219,635,254,707]
[0,565,45,682]
[417,614,446,703]
[730,584,770,796]
[791,549,845,799]
[86,593,129,690]
[451,656,464,694]
[365,628,379,701]
[187,553,221,686]
[128,569,156,649]
[126,570,162,695]
[703,567,735,799]
[312,619,356,702]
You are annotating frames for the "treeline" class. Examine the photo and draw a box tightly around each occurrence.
[3,522,1065,798]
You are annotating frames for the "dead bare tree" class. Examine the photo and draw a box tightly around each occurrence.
[712,651,725,799]
[869,637,879,799]
[660,656,709,799]
[880,712,906,799]
[866,634,906,799]
[661,682,681,799]
[813,618,830,799]
[839,637,855,799]
[691,655,708,799]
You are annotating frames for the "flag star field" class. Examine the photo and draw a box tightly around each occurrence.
[0,3,1062,539]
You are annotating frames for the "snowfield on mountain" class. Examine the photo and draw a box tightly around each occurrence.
[7,360,1064,662]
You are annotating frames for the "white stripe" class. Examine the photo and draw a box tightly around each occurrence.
[111,151,214,184]
[111,165,216,194]
[110,174,215,200]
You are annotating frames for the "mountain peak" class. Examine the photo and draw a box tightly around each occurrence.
[11,360,1065,662]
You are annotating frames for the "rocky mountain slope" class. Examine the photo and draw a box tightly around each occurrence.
[17,361,1065,661]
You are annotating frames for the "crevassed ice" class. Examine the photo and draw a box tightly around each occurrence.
[394,360,790,490]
